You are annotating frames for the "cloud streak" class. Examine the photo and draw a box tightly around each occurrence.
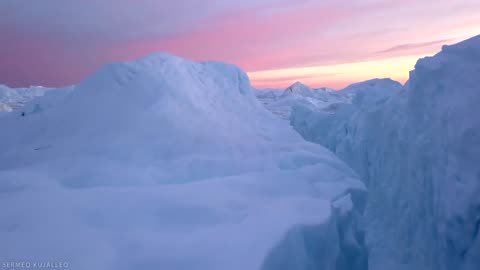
[377,39,453,54]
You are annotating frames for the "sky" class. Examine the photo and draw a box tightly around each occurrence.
[1,0,479,89]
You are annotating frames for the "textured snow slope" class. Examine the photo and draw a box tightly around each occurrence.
[291,36,480,270]
[0,85,53,112]
[0,54,366,270]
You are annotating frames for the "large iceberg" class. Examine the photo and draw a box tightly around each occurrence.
[0,54,366,269]
[291,35,480,270]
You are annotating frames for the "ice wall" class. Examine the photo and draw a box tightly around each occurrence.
[291,35,480,270]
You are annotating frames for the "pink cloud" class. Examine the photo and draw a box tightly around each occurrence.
[106,4,354,69]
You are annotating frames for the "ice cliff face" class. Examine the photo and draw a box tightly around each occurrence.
[291,35,480,270]
[0,54,366,269]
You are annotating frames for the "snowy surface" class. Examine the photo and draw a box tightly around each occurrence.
[0,85,54,112]
[255,82,349,120]
[0,54,366,269]
[291,35,480,270]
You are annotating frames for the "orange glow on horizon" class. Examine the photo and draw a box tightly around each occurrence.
[247,54,430,90]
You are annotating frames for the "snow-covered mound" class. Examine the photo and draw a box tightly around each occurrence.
[340,78,402,94]
[255,82,349,120]
[0,54,366,270]
[339,78,403,107]
[291,35,480,270]
[0,85,54,112]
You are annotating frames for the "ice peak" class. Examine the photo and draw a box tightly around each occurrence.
[291,81,307,87]
[283,81,314,97]
[288,81,311,91]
